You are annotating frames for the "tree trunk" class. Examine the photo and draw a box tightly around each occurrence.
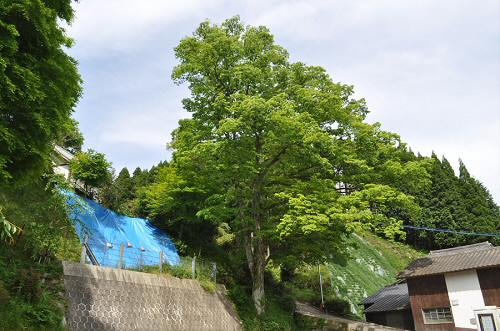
[252,250,265,315]
[245,134,268,315]
[244,231,266,315]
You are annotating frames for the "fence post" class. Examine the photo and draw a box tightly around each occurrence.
[138,250,144,270]
[159,251,164,273]
[118,244,124,269]
[212,262,217,283]
[80,234,88,264]
[192,256,196,279]
[80,244,86,264]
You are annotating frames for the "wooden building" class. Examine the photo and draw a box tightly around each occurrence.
[362,281,415,330]
[399,242,500,331]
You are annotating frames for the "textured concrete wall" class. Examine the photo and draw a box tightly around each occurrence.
[62,261,241,331]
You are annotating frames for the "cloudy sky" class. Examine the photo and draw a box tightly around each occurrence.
[65,0,500,202]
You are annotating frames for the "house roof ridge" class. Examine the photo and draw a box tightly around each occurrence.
[429,241,493,257]
[399,244,500,279]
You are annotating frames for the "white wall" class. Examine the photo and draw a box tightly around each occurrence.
[54,164,70,179]
[445,270,485,329]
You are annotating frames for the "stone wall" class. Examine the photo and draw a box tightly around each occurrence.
[62,261,241,331]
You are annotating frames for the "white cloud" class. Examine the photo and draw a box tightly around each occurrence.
[67,0,500,202]
[66,0,224,55]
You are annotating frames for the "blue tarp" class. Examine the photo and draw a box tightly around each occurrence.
[62,189,180,268]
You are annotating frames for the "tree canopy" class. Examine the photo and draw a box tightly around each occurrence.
[0,0,82,185]
[167,17,418,314]
[70,149,112,196]
[83,17,499,317]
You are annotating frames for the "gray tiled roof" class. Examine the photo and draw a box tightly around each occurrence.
[362,283,410,313]
[429,241,493,257]
[399,243,500,279]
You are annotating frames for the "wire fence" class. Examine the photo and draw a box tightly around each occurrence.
[81,241,217,283]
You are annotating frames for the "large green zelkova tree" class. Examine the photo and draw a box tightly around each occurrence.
[171,17,407,314]
[70,149,112,197]
[0,0,82,185]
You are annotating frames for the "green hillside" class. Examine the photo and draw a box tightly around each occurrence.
[329,232,422,316]
[287,232,423,319]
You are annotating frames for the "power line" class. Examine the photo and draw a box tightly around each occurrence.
[402,224,500,238]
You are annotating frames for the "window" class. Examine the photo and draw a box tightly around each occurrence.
[422,307,453,324]
[478,314,497,331]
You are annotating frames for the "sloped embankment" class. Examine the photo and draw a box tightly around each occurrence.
[328,233,422,316]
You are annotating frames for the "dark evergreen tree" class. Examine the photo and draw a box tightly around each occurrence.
[457,160,500,245]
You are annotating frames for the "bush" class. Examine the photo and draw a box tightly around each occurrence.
[199,279,217,292]
[14,268,42,303]
[277,294,296,314]
[322,297,351,317]
[0,280,11,305]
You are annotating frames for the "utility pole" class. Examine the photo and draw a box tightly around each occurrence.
[318,263,325,311]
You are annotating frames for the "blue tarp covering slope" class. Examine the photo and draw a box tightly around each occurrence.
[62,189,180,268]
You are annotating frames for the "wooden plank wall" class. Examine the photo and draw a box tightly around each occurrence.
[477,267,500,306]
[407,275,455,331]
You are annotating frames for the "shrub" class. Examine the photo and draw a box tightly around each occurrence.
[323,297,351,317]
[0,280,10,305]
[277,293,296,314]
[199,279,217,292]
[14,268,42,303]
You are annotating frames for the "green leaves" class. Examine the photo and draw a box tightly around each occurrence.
[167,17,426,267]
[0,0,81,186]
[0,207,21,244]
[333,184,420,240]
[69,149,112,190]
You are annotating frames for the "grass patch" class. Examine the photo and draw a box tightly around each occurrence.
[0,178,81,330]
[136,257,218,293]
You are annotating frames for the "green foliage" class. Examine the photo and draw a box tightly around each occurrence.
[199,278,217,292]
[322,298,351,317]
[0,280,10,305]
[166,16,423,313]
[333,184,420,240]
[100,167,134,213]
[0,175,80,330]
[0,243,70,331]
[140,166,187,217]
[13,268,42,303]
[228,283,298,331]
[284,232,422,318]
[0,206,21,243]
[404,155,500,249]
[0,175,81,262]
[0,0,82,185]
[70,149,112,193]
[57,118,84,153]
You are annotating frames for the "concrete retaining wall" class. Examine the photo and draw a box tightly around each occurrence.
[62,261,241,331]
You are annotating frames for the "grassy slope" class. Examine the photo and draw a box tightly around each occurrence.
[0,182,81,330]
[328,232,423,316]
[287,231,423,320]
